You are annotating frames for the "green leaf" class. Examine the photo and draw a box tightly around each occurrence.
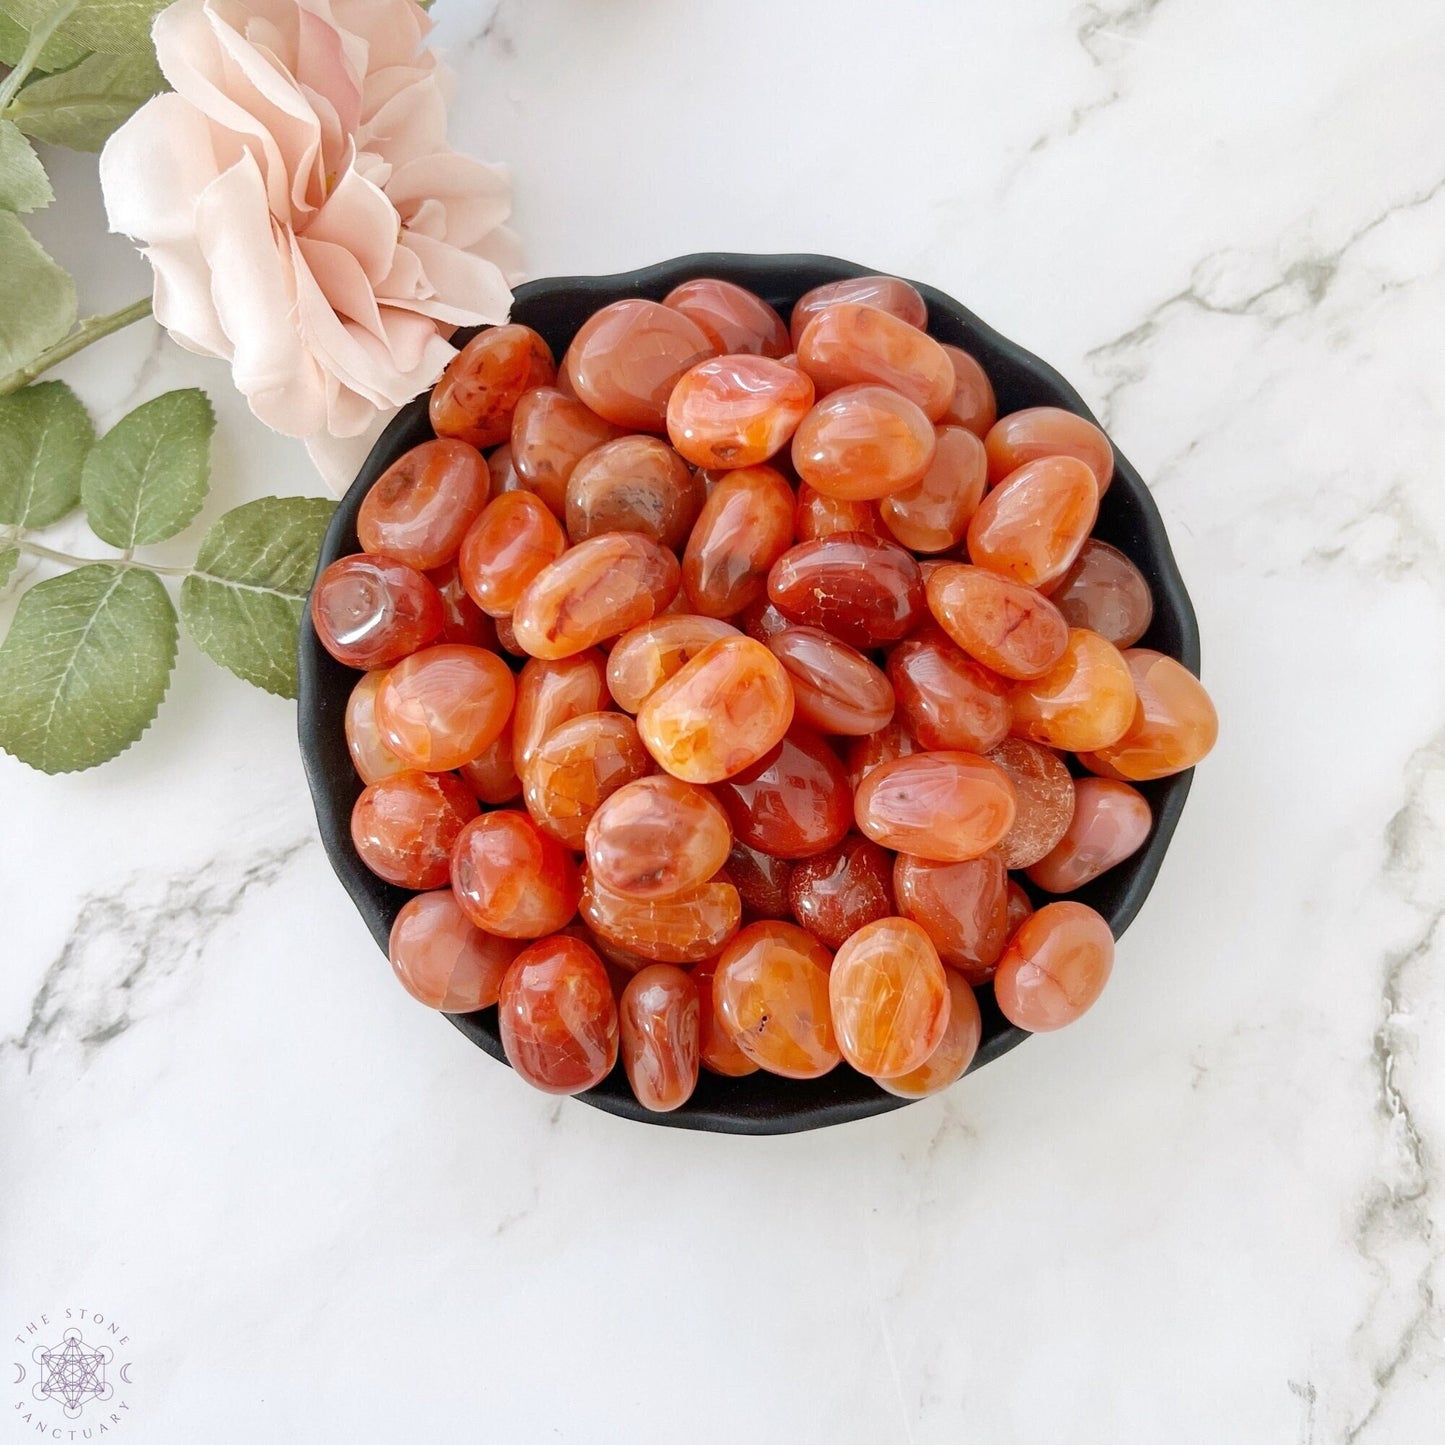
[0,380,92,527]
[180,496,335,698]
[0,10,90,71]
[0,546,17,586]
[0,118,52,212]
[0,212,75,373]
[7,48,165,150]
[0,562,176,772]
[82,387,212,547]
[0,0,166,57]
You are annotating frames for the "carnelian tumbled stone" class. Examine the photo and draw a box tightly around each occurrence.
[357,438,490,570]
[926,563,1070,681]
[712,921,839,1079]
[1078,649,1218,780]
[458,717,522,804]
[878,425,987,553]
[451,811,581,939]
[620,964,701,1112]
[1027,777,1151,892]
[727,841,794,920]
[458,490,567,617]
[967,455,1099,590]
[581,870,741,964]
[510,387,621,516]
[830,917,950,1079]
[562,298,715,431]
[586,775,733,901]
[375,644,516,771]
[523,711,651,849]
[938,344,997,436]
[767,532,925,648]
[636,635,794,784]
[345,671,410,784]
[877,970,983,1099]
[791,384,937,500]
[1050,540,1154,648]
[498,935,619,1094]
[712,726,854,860]
[797,303,954,420]
[794,484,883,540]
[767,627,895,736]
[987,737,1076,869]
[993,901,1114,1032]
[854,751,1017,862]
[565,436,703,550]
[984,406,1114,495]
[606,615,739,713]
[388,890,521,1012]
[664,278,790,357]
[666,354,814,469]
[787,835,895,949]
[430,324,556,449]
[691,957,759,1076]
[427,561,498,649]
[893,851,1009,979]
[511,649,610,776]
[311,554,444,669]
[512,532,680,659]
[845,719,921,792]
[1006,878,1035,936]
[789,275,927,347]
[1009,628,1137,752]
[351,771,478,889]
[682,464,795,618]
[887,627,1012,753]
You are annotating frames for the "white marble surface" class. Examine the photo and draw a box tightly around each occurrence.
[4,1,1444,1440]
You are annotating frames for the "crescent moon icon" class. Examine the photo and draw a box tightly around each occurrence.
[11,1364,24,1384]
[119,1364,133,1384]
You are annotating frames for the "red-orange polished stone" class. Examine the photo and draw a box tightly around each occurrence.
[794,484,883,540]
[987,737,1077,869]
[893,851,1009,980]
[797,303,954,420]
[427,560,498,649]
[727,841,794,920]
[887,626,1012,753]
[375,644,515,771]
[358,438,490,570]
[498,935,619,1094]
[458,490,567,617]
[664,278,791,358]
[879,425,987,553]
[620,964,701,1112]
[345,670,410,784]
[1009,628,1137,752]
[691,957,759,1076]
[712,726,853,860]
[430,324,556,449]
[311,553,443,669]
[450,810,581,938]
[666,354,814,469]
[787,835,895,949]
[581,870,741,965]
[767,626,895,736]
[458,717,522,805]
[993,901,1115,1032]
[510,387,621,516]
[789,275,927,347]
[1078,649,1218,780]
[845,719,921,792]
[585,775,733,901]
[767,532,925,648]
[938,344,997,436]
[511,649,610,776]
[1027,777,1151,892]
[606,615,740,713]
[854,751,1017,862]
[351,770,478,889]
[877,970,983,1098]
[388,890,521,1011]
[523,711,651,849]
[984,406,1114,495]
[967,455,1100,590]
[682,464,796,618]
[565,436,703,550]
[791,384,937,500]
[925,563,1070,681]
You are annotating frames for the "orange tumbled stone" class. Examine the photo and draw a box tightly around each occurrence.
[984,406,1114,495]
[562,298,715,431]
[427,560,498,649]
[345,670,410,784]
[727,840,795,920]
[565,435,703,550]
[845,719,921,792]
[767,532,925,648]
[878,425,987,553]
[351,771,478,889]
[938,344,997,436]
[1006,878,1035,936]
[620,964,701,1112]
[893,851,1009,979]
[987,737,1077,869]
[1078,649,1218,780]
[511,649,610,776]
[1009,628,1137,752]
[458,717,522,805]
[666,354,814,469]
[967,455,1099,590]
[510,387,621,516]
[926,563,1070,681]
[993,901,1114,1032]
[430,324,556,449]
[375,644,515,771]
[794,484,883,540]
[854,751,1017,862]
[712,921,840,1079]
[1050,540,1154,648]
[636,635,795,784]
[512,532,680,659]
[887,627,1012,753]
[450,810,581,938]
[830,917,950,1079]
[458,490,567,617]
[523,711,651,849]
[585,775,733,901]
[606,614,740,713]
[797,303,954,420]
[581,870,742,965]
[664,277,790,357]
[691,957,759,1076]
[712,726,853,860]
[877,970,983,1099]
[791,384,937,500]
[1027,777,1151,893]
[789,274,927,347]
[767,627,895,736]
[682,463,796,618]
[311,554,443,669]
[388,890,521,1012]
[357,438,490,570]
[498,935,619,1095]
[786,835,895,949]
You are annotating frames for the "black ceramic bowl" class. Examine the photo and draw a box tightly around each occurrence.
[298,252,1201,1135]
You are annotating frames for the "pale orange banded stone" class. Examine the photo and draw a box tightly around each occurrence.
[458,490,567,617]
[620,965,701,1112]
[796,303,954,421]
[993,901,1114,1032]
[389,891,521,1012]
[523,711,651,850]
[984,406,1114,495]
[664,278,791,358]
[926,563,1070,681]
[789,275,927,348]
[351,771,478,890]
[853,751,1017,862]
[450,811,581,939]
[666,354,814,469]
[607,615,741,713]
[938,344,997,436]
[512,649,610,776]
[877,971,982,1099]
[967,454,1099,590]
[1009,629,1137,753]
[1078,649,1218,780]
[345,670,410,785]
[879,425,987,553]
[791,384,936,501]
[585,775,733,901]
[375,644,515,772]
[692,957,759,1076]
[581,870,742,964]
[767,626,895,736]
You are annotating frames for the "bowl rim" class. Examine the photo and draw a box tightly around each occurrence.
[297,251,1201,1135]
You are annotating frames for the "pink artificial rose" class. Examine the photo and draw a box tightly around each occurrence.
[101,0,521,491]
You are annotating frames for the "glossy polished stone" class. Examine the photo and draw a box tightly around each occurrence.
[789,274,927,347]
[1009,628,1138,752]
[311,554,443,669]
[523,711,652,849]
[619,964,701,1112]
[1027,776,1152,892]
[375,644,515,772]
[887,626,1012,753]
[767,626,895,736]
[794,484,883,540]
[581,869,742,964]
[787,835,896,949]
[388,890,521,1011]
[877,970,983,1098]
[511,649,610,776]
[987,737,1077,870]
[606,615,740,713]
[664,277,791,357]
[712,726,854,860]
[426,560,498,649]
[796,302,954,420]
[854,751,1017,861]
[893,851,1009,980]
[351,771,478,889]
[1078,649,1218,780]
[767,532,925,648]
[430,324,556,449]
[726,840,795,920]
[458,491,567,617]
[993,901,1115,1032]
[510,387,621,516]
[357,438,491,570]
[984,406,1115,495]
[879,425,987,553]
[585,775,733,901]
[691,957,759,1076]
[967,455,1100,590]
[845,719,921,792]
[681,464,796,618]
[565,435,703,550]
[458,717,522,805]
[938,344,997,436]
[450,810,582,938]
[791,384,937,500]
[498,935,619,1094]
[926,563,1070,681]
[345,670,410,784]
[1050,540,1155,648]
[666,354,814,469]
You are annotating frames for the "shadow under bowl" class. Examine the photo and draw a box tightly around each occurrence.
[298,252,1201,1135]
